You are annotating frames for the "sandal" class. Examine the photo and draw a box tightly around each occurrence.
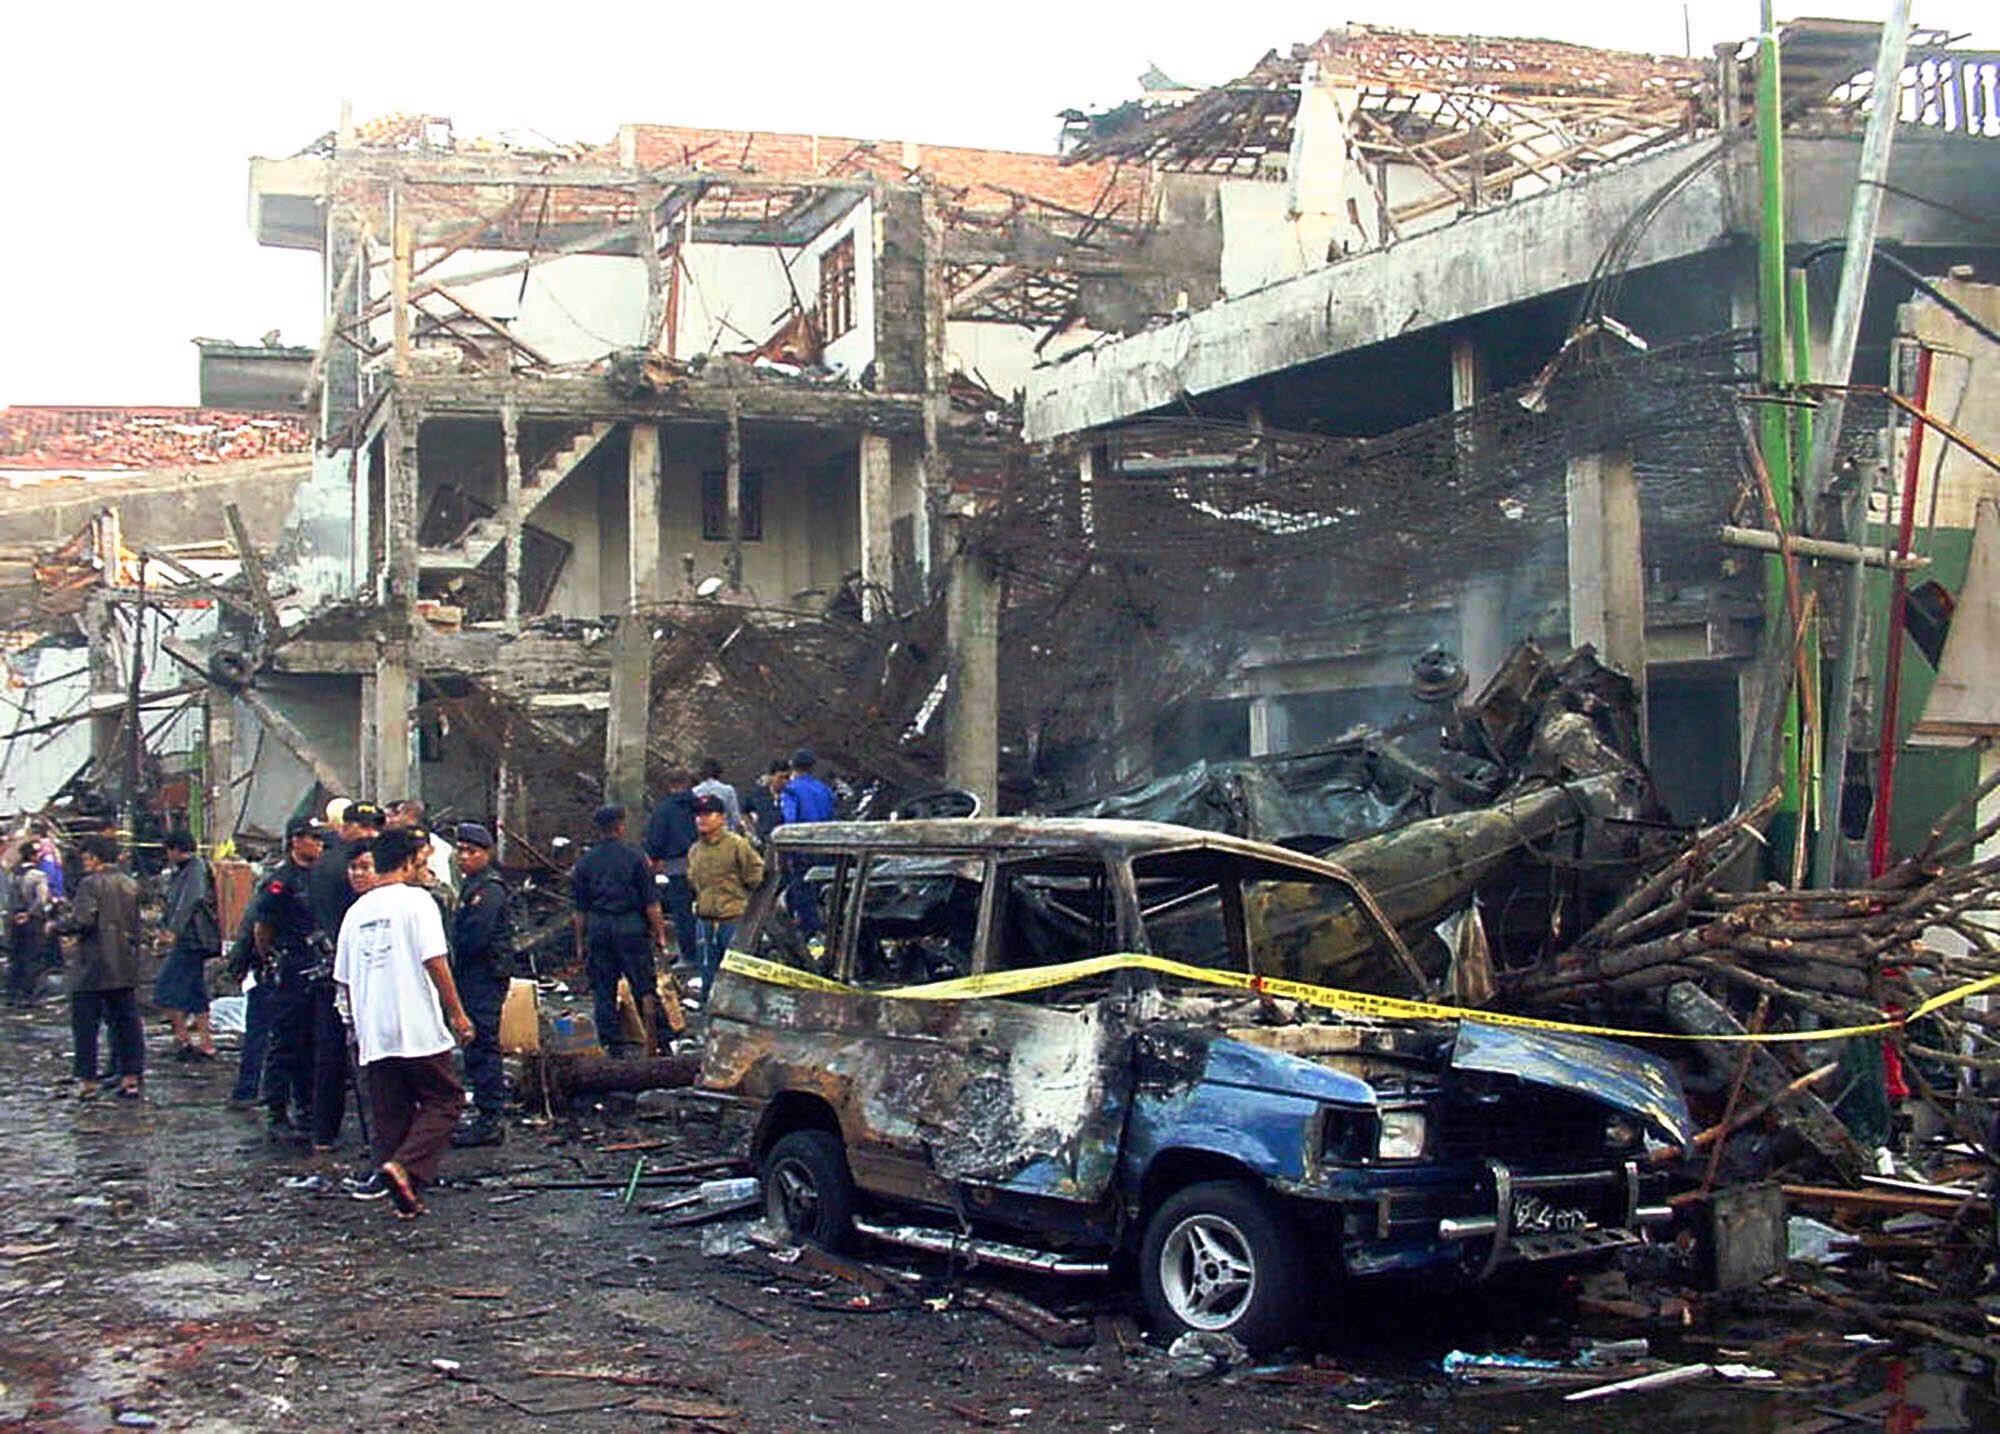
[116,1082,143,1100]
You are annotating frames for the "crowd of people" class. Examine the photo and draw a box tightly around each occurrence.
[2,747,842,1221]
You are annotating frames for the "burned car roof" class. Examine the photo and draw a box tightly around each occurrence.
[771,817,1355,875]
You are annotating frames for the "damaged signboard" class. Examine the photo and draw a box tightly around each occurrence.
[699,817,1691,1352]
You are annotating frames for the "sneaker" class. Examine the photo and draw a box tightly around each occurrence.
[344,1170,389,1201]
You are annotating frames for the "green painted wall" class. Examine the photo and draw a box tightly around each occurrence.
[1863,525,1978,857]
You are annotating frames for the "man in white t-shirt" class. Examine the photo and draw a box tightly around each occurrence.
[334,828,473,1218]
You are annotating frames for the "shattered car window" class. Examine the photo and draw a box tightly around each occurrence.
[1133,869,1233,966]
[988,856,1120,1003]
[747,852,853,978]
[852,854,986,987]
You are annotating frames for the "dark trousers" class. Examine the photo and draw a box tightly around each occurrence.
[457,966,508,1117]
[6,919,44,1004]
[263,978,348,1145]
[231,980,273,1102]
[586,918,657,1055]
[366,1052,465,1184]
[662,875,698,965]
[71,988,144,1082]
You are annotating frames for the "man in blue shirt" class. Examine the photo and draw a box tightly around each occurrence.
[778,749,836,936]
[642,769,700,976]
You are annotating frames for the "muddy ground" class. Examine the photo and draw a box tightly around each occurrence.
[0,1001,1993,1432]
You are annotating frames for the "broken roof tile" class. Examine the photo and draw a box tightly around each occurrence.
[0,406,314,474]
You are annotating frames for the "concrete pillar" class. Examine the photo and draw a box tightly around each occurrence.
[1248,695,1290,758]
[945,531,1000,813]
[373,642,413,802]
[204,690,238,852]
[1458,577,1508,694]
[859,433,895,619]
[1450,334,1502,689]
[384,406,420,626]
[605,422,660,808]
[1448,334,1485,413]
[1566,448,1648,747]
[357,673,377,801]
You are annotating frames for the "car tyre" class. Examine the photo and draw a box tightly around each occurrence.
[761,1129,859,1252]
[1139,1179,1309,1353]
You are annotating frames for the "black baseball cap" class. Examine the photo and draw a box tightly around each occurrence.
[346,801,386,829]
[285,817,328,841]
[691,795,726,816]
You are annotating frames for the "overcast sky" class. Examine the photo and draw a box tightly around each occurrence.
[1,1,1985,407]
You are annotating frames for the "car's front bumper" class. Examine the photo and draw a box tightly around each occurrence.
[1285,1157,1670,1280]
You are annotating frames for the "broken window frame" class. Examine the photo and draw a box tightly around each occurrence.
[844,851,995,989]
[817,233,856,343]
[739,850,856,978]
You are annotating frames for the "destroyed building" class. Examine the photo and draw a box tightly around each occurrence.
[213,110,1233,846]
[999,19,2000,875]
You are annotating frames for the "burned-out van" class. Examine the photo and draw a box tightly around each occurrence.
[699,819,1690,1351]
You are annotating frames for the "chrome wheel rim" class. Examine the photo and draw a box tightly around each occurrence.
[1159,1212,1257,1330]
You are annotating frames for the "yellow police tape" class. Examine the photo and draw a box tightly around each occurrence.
[719,950,2000,1046]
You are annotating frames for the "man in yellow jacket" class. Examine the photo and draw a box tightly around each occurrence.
[686,795,764,996]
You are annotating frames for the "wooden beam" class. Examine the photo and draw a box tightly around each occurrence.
[158,642,336,799]
[137,547,259,618]
[411,285,553,368]
[392,186,414,378]
[222,503,284,638]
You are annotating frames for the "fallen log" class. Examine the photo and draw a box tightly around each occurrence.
[542,1052,700,1094]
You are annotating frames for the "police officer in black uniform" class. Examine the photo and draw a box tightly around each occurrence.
[252,817,331,1149]
[449,823,513,1146]
[571,805,669,1057]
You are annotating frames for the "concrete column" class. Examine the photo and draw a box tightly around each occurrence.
[1450,333,1502,689]
[1566,448,1648,746]
[373,642,413,802]
[204,690,238,852]
[384,405,420,627]
[945,530,1000,813]
[1458,577,1508,694]
[1248,694,1291,758]
[357,673,377,801]
[858,433,895,619]
[1448,334,1485,413]
[605,422,660,808]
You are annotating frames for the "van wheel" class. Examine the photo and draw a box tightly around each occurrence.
[761,1130,858,1252]
[1139,1180,1309,1353]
